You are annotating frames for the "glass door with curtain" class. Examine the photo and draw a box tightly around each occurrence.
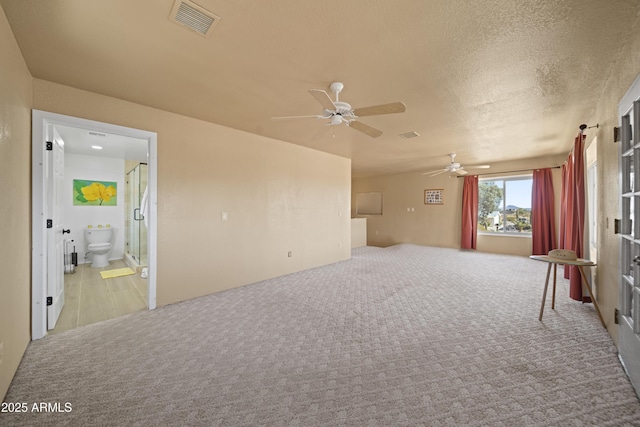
[619,83,640,395]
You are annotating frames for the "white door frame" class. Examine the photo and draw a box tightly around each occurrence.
[46,127,65,329]
[32,110,158,340]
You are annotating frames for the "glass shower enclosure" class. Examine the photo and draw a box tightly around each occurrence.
[126,163,148,268]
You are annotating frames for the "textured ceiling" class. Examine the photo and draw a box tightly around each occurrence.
[2,0,639,178]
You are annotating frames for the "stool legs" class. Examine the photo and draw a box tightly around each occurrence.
[539,263,552,321]
[538,263,606,329]
[551,264,557,310]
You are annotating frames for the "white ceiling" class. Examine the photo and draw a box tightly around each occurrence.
[3,0,639,178]
[54,124,148,162]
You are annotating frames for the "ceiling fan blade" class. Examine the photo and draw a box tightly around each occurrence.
[455,169,468,175]
[348,120,383,138]
[309,89,336,111]
[271,115,326,120]
[421,168,447,176]
[353,102,406,117]
[465,164,491,169]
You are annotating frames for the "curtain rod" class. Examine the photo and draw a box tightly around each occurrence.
[459,123,594,178]
[455,165,561,178]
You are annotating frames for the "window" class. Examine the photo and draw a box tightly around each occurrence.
[478,176,532,234]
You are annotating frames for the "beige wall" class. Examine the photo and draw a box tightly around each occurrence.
[0,7,33,400]
[351,218,367,248]
[32,79,352,306]
[352,155,564,257]
[584,17,640,345]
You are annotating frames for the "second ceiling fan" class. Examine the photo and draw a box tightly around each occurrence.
[422,154,490,176]
[272,82,406,138]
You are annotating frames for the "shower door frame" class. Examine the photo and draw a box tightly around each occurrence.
[127,163,148,266]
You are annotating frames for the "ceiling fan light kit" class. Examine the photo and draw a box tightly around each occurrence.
[272,82,406,138]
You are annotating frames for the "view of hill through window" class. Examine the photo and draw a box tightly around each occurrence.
[478,177,533,233]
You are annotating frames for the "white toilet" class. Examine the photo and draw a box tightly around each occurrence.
[84,227,113,268]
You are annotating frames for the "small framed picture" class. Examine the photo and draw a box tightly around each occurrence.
[424,189,444,205]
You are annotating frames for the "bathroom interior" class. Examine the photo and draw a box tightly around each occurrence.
[52,124,150,334]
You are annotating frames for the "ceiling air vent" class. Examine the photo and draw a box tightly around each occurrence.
[399,131,420,139]
[169,0,220,37]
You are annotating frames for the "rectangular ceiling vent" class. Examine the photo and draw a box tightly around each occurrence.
[399,131,420,139]
[169,0,220,37]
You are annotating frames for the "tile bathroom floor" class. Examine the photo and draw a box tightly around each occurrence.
[50,259,148,335]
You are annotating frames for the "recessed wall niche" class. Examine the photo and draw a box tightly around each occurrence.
[356,192,383,215]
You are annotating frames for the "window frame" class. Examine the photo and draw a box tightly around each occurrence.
[477,174,533,237]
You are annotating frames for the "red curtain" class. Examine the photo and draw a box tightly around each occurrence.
[560,133,588,302]
[461,175,478,249]
[531,168,557,255]
[559,164,568,255]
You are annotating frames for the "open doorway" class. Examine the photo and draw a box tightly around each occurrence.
[32,110,157,340]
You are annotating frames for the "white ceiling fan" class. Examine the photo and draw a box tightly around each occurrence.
[422,153,490,176]
[271,82,406,138]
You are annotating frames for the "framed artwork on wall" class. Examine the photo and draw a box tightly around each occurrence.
[424,189,444,205]
[73,179,118,206]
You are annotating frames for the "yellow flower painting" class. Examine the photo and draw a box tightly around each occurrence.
[73,179,117,206]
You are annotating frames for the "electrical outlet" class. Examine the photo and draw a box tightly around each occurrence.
[288,251,292,257]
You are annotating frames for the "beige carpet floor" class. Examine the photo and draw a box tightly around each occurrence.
[2,244,640,426]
